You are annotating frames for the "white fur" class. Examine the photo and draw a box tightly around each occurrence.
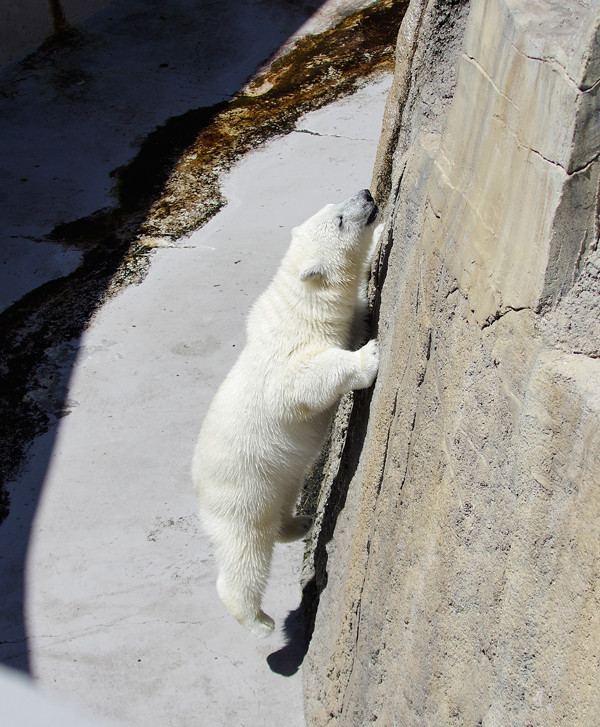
[192,190,380,636]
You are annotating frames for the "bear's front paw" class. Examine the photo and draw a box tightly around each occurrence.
[352,338,379,390]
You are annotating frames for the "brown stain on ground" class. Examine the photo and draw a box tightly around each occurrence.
[137,0,406,241]
[0,0,407,521]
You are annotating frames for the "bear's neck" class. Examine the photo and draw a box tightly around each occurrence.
[252,267,360,348]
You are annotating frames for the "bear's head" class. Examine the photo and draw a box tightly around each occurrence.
[289,189,379,285]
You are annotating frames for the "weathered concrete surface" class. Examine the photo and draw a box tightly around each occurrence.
[303,0,600,725]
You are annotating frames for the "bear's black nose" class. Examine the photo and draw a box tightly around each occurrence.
[361,189,373,202]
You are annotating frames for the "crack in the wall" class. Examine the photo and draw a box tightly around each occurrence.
[341,587,365,719]
[480,305,531,330]
[573,349,600,360]
[463,53,520,110]
[571,228,591,289]
[464,52,600,176]
[371,159,406,321]
[48,0,69,35]
[516,139,600,178]
[378,388,400,499]
[560,150,600,178]
[594,172,600,255]
[512,43,600,93]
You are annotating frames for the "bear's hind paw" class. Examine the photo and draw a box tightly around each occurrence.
[276,515,313,543]
[246,610,275,638]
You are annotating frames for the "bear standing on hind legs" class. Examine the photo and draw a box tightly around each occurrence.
[192,189,380,637]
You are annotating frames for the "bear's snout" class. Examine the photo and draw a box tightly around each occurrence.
[358,189,378,225]
[345,189,377,223]
[347,189,373,206]
[367,201,379,225]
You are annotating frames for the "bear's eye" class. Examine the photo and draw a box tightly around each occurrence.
[337,215,344,229]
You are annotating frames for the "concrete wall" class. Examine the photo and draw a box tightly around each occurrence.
[303,0,600,724]
[0,0,113,67]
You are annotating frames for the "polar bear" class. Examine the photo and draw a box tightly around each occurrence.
[192,189,380,637]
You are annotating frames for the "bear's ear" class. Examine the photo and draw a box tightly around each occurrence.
[299,259,326,282]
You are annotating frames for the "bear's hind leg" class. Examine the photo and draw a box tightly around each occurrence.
[214,529,276,638]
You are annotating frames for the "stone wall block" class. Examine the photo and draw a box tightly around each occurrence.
[304,0,600,725]
[434,0,600,322]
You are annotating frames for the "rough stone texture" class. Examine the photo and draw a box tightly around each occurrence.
[303,0,600,725]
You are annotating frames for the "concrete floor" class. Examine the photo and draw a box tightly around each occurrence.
[0,1,391,724]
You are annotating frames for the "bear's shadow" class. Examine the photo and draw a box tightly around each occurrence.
[266,605,306,676]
